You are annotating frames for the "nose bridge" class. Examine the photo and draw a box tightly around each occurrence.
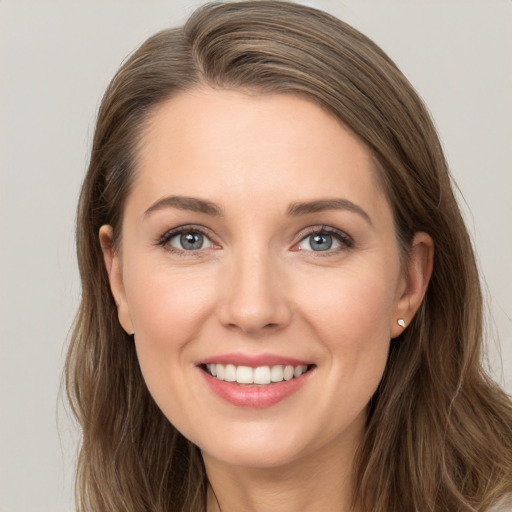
[218,241,291,335]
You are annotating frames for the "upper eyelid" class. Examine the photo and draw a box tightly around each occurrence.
[299,225,346,236]
[158,224,214,243]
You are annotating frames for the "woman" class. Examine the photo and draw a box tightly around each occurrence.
[65,1,512,511]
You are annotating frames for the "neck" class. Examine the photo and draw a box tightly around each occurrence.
[203,425,362,512]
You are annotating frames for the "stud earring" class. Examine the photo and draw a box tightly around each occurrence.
[397,319,406,328]
[130,332,135,336]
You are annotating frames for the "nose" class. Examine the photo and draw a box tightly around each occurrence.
[217,249,293,336]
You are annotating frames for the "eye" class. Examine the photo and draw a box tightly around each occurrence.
[296,228,352,253]
[171,231,212,251]
[159,227,214,253]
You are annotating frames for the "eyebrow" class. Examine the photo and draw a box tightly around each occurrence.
[144,195,372,226]
[286,199,373,227]
[144,196,224,217]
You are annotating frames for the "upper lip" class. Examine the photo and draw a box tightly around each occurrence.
[198,353,312,367]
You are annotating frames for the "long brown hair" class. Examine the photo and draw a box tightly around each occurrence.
[66,2,512,510]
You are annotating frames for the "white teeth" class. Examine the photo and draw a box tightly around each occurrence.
[294,365,307,378]
[284,365,294,381]
[206,363,310,384]
[236,366,254,384]
[270,365,284,382]
[224,364,236,382]
[254,366,271,384]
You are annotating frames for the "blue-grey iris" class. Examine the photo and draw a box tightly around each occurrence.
[181,232,204,250]
[310,234,332,251]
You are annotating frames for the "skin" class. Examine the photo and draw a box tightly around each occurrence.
[100,88,433,512]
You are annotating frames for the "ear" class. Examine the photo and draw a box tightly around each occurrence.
[391,232,434,338]
[99,225,134,335]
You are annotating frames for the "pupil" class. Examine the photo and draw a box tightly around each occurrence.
[311,234,332,251]
[181,232,203,250]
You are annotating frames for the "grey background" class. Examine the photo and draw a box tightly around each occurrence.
[1,1,510,510]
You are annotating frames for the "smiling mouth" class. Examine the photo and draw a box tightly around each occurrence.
[201,363,314,385]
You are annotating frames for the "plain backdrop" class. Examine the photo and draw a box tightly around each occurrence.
[0,1,511,510]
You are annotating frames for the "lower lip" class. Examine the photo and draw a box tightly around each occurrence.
[200,368,312,408]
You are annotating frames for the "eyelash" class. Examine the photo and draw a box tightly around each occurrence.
[156,225,354,256]
[157,225,214,257]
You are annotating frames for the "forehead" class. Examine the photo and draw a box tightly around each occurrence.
[131,88,389,219]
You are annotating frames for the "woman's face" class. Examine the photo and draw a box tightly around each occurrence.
[101,88,425,469]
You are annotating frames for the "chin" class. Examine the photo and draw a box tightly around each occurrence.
[201,436,307,469]
[194,417,348,470]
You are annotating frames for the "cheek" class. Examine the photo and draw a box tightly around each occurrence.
[296,265,396,406]
[123,267,216,415]
[126,266,215,348]
[300,265,397,346]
